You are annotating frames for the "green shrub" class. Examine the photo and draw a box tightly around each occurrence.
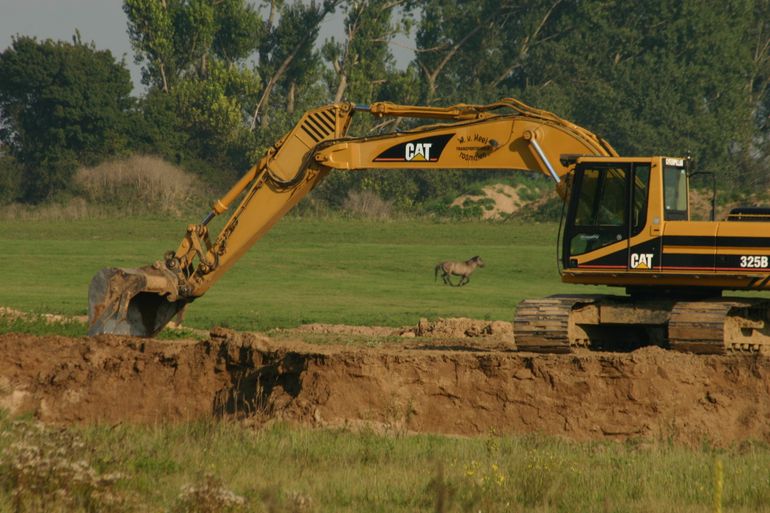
[0,156,22,205]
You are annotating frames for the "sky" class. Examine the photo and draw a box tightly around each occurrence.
[0,0,415,94]
[0,1,140,83]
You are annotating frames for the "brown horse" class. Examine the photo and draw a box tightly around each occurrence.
[434,256,485,287]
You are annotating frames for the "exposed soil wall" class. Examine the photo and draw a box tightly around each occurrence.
[1,328,769,446]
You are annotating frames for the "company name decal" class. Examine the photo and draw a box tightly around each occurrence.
[630,253,654,269]
[456,133,497,161]
[373,134,454,163]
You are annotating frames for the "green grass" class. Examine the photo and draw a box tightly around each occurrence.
[0,315,86,338]
[0,216,606,333]
[0,313,202,340]
[2,416,769,513]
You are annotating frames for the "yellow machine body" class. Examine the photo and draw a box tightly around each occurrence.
[87,98,770,354]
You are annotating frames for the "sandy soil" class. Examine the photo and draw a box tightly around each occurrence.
[451,184,524,219]
[1,322,769,446]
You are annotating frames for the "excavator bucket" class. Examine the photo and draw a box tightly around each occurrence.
[87,267,189,337]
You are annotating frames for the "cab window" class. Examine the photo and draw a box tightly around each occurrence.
[573,167,626,227]
[632,164,650,233]
[568,166,628,256]
[664,165,688,220]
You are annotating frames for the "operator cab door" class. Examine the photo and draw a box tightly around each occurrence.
[660,161,715,272]
[562,163,654,270]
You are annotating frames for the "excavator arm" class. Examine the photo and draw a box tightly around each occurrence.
[87,98,616,337]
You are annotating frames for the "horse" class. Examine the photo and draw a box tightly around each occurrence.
[434,256,485,287]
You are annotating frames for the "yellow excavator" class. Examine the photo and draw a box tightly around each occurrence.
[88,98,770,354]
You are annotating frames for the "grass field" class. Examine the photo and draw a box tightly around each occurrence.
[2,415,770,513]
[3,215,770,512]
[0,215,605,333]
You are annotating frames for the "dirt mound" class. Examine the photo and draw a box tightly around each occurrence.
[290,323,397,337]
[452,184,524,219]
[411,317,513,338]
[289,317,512,340]
[1,328,769,445]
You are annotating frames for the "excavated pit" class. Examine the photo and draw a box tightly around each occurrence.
[1,326,769,446]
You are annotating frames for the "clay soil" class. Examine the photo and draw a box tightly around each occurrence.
[1,321,769,446]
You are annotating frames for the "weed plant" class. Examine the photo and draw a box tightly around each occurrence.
[0,415,769,512]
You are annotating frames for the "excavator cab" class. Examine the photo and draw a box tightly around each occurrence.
[561,158,660,271]
[560,157,708,288]
[559,155,770,294]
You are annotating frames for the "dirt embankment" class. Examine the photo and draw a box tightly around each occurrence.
[1,326,769,446]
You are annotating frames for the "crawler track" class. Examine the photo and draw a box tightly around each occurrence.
[670,299,770,354]
[513,296,591,353]
[515,295,770,355]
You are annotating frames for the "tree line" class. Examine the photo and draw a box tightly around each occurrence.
[0,0,768,210]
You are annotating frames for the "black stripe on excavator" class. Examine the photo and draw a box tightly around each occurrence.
[303,118,327,141]
[576,239,660,269]
[577,247,627,268]
[715,236,770,248]
[319,109,336,126]
[310,112,334,134]
[663,235,770,248]
[305,116,326,136]
[373,133,454,163]
[319,110,337,132]
[662,253,717,269]
[576,235,770,268]
[301,124,321,143]
[580,249,770,271]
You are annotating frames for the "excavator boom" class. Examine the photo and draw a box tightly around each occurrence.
[88,98,616,337]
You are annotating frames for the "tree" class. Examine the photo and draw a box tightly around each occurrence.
[739,0,770,186]
[412,0,571,104]
[414,0,496,103]
[0,36,134,201]
[124,0,262,90]
[0,154,22,205]
[520,0,755,182]
[124,0,177,91]
[251,0,338,129]
[322,0,410,104]
[174,60,259,168]
[125,0,263,172]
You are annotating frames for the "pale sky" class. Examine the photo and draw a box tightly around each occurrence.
[0,1,140,83]
[0,0,414,95]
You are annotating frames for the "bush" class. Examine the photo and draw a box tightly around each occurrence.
[0,156,22,205]
[423,195,486,220]
[515,195,564,222]
[341,190,394,219]
[74,154,204,216]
